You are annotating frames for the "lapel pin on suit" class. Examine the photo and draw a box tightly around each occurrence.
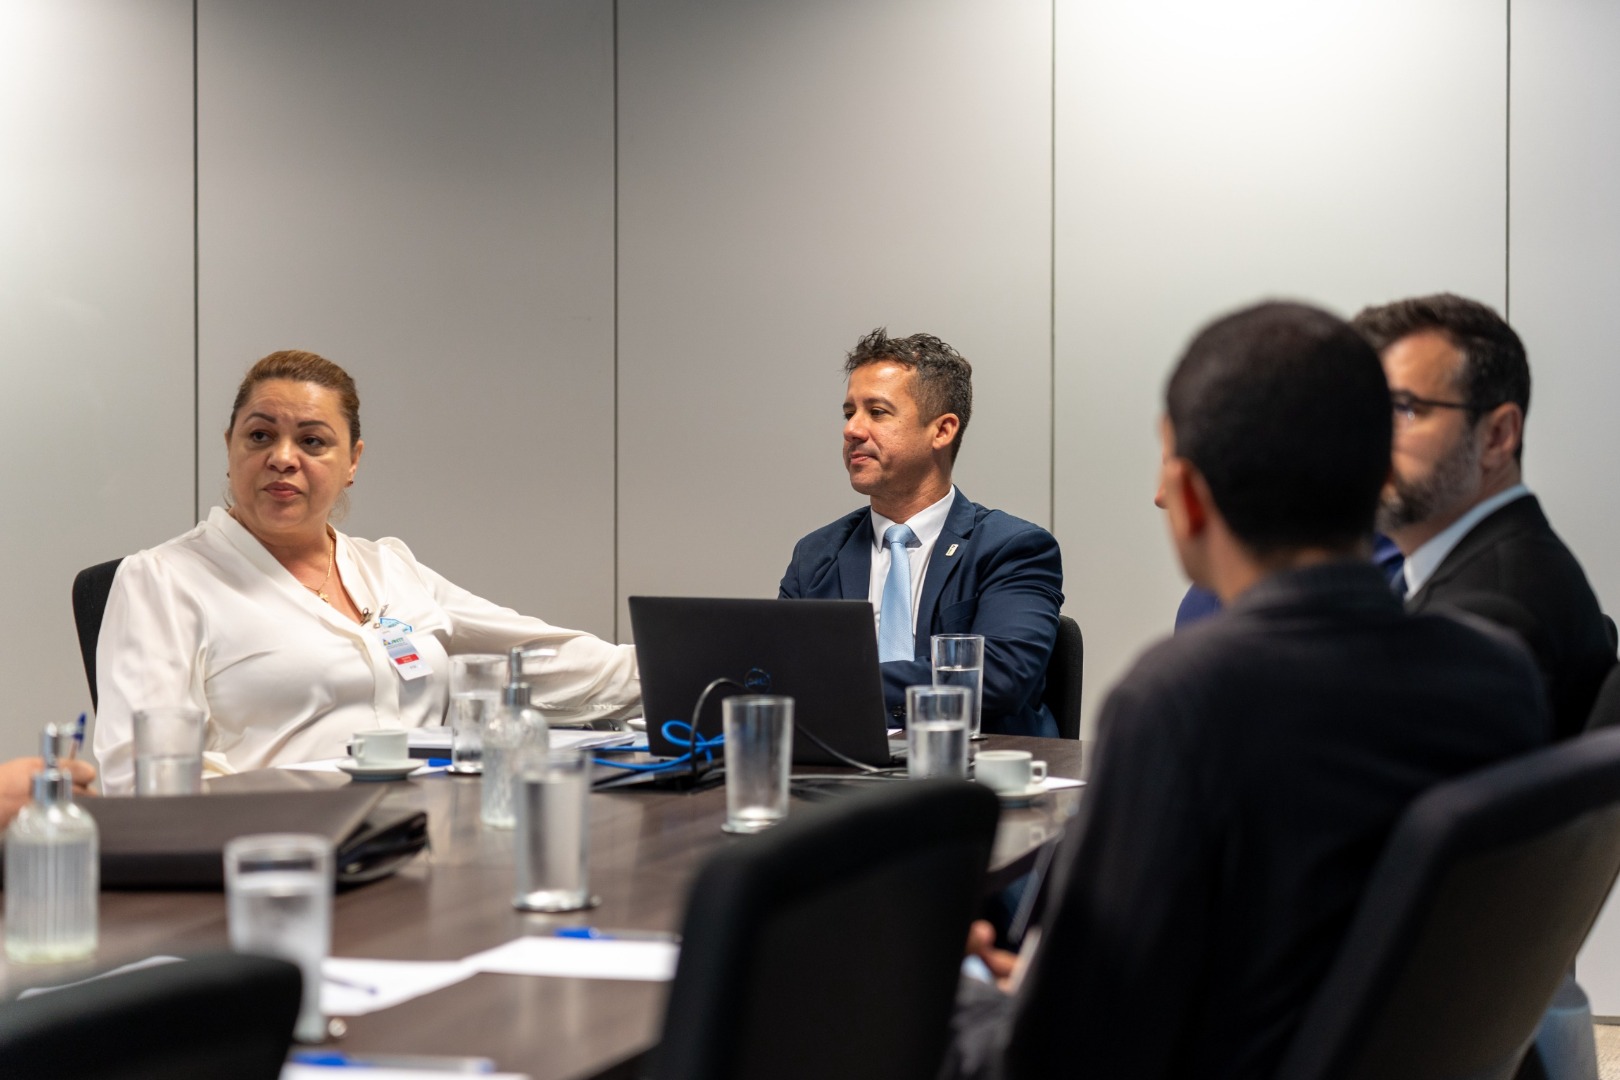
[946,544,958,557]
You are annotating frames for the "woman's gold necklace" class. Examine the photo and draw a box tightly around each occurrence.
[306,531,335,603]
[226,509,336,603]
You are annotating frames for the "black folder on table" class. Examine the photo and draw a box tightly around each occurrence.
[73,787,427,890]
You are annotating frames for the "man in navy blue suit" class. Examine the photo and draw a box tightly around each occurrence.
[778,329,1064,737]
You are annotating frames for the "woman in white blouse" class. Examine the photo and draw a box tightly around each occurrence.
[92,350,640,794]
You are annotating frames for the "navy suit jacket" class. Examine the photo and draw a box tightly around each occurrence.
[778,490,1064,737]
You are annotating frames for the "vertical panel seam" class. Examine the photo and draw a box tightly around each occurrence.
[1048,0,1057,532]
[192,0,201,524]
[1504,0,1512,319]
[612,0,621,641]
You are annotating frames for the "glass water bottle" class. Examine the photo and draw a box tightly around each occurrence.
[481,647,550,829]
[5,724,99,963]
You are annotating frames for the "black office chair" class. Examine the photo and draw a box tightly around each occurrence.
[1272,728,1620,1080]
[1041,614,1084,739]
[1603,614,1618,656]
[1584,663,1620,732]
[71,557,123,709]
[0,952,301,1080]
[649,780,1001,1080]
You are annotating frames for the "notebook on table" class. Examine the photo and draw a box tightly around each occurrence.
[629,596,903,768]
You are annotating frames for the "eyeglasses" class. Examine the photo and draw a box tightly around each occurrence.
[1390,390,1476,425]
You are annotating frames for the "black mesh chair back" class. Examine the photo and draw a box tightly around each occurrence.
[0,952,301,1080]
[1273,728,1620,1080]
[71,557,123,709]
[650,779,1001,1080]
[1042,614,1084,739]
[1585,663,1620,732]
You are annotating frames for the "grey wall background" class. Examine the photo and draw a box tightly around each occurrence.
[3,0,194,750]
[1512,0,1620,1016]
[6,1,1617,763]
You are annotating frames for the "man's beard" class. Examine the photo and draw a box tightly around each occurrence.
[1376,433,1481,533]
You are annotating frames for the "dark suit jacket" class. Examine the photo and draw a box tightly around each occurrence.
[1408,494,1615,739]
[943,563,1551,1080]
[778,490,1064,737]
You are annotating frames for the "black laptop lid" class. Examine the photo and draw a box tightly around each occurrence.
[630,597,893,767]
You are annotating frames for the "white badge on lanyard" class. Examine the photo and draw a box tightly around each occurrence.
[374,615,430,681]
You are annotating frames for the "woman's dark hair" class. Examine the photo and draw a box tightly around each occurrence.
[227,350,361,446]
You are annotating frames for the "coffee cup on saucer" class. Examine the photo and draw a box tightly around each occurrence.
[350,729,410,769]
[974,749,1047,795]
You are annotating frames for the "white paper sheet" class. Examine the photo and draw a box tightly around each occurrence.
[277,758,446,776]
[407,726,638,755]
[321,957,477,1016]
[1040,775,1085,790]
[549,729,638,751]
[462,935,679,982]
[406,725,453,752]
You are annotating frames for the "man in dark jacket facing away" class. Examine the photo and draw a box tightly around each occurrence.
[944,300,1550,1080]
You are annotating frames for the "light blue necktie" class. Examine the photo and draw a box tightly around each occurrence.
[878,523,919,663]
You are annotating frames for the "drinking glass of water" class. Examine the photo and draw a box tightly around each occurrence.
[225,833,333,1043]
[722,695,793,834]
[512,747,597,913]
[931,634,985,739]
[449,654,506,775]
[907,685,970,780]
[132,706,206,795]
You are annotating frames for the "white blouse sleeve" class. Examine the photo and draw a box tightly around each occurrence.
[383,540,642,723]
[91,551,225,795]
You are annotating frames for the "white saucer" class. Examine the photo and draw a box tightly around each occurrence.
[993,783,1048,807]
[337,760,421,781]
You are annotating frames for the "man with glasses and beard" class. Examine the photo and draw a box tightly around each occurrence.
[1352,294,1614,739]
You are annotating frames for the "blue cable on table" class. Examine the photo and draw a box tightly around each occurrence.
[591,720,723,773]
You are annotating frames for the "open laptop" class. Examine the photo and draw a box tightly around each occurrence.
[629,596,904,767]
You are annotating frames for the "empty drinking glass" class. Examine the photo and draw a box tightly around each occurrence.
[722,695,793,833]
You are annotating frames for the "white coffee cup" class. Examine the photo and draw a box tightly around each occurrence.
[351,729,410,767]
[974,749,1047,794]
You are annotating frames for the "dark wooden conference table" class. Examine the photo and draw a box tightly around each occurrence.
[0,735,1084,1079]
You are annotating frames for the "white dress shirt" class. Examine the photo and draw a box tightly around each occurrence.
[1402,484,1532,597]
[93,507,640,794]
[867,486,957,639]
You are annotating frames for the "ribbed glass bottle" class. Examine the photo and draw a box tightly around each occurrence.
[5,770,99,963]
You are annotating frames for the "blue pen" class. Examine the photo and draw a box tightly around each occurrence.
[555,926,680,943]
[288,1050,496,1072]
[67,712,86,762]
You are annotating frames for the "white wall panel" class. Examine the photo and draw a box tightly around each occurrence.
[1506,0,1620,621]
[197,1,618,638]
[616,0,1052,631]
[1511,0,1620,1015]
[1054,0,1508,733]
[0,0,193,756]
